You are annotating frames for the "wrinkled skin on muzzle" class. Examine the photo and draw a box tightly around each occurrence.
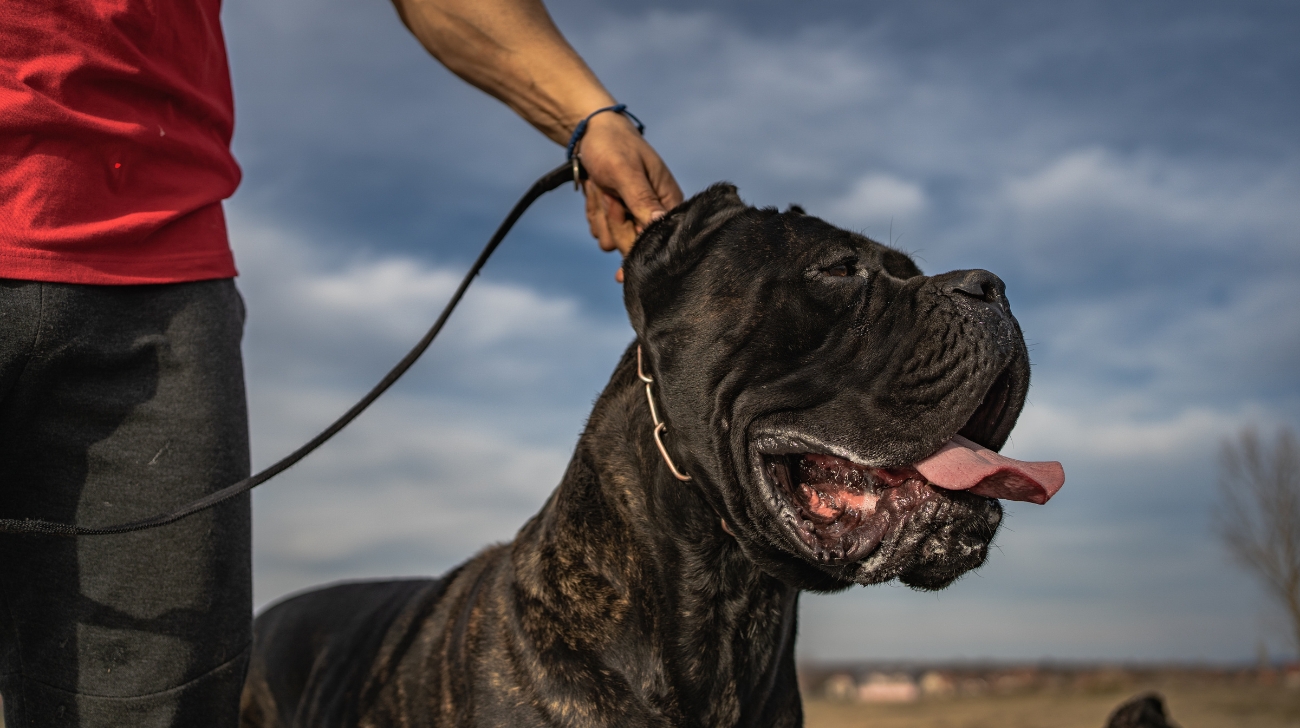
[624,184,1029,592]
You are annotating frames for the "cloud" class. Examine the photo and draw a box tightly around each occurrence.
[1004,402,1255,462]
[281,255,583,350]
[227,215,631,605]
[1018,273,1300,418]
[1002,147,1300,247]
[230,212,631,393]
[249,405,571,603]
[822,174,928,231]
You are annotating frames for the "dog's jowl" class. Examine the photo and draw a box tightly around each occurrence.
[240,184,1066,728]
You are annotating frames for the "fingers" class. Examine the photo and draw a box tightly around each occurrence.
[582,184,628,281]
[604,151,680,233]
[650,158,684,211]
[583,179,638,254]
[607,163,669,235]
[578,112,682,242]
[583,179,614,251]
[602,190,638,255]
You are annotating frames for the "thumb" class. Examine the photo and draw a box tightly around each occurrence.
[610,166,668,231]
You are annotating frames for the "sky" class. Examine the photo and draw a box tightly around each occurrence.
[220,0,1300,663]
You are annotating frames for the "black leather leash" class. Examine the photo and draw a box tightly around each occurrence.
[0,160,581,537]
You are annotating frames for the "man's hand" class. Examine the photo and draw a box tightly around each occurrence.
[578,111,682,256]
[389,0,681,268]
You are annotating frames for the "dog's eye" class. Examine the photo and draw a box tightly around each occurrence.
[822,262,855,277]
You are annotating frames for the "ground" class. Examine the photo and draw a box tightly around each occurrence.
[805,682,1300,728]
[1,676,1295,727]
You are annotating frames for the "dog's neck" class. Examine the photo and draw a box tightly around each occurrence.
[509,345,803,726]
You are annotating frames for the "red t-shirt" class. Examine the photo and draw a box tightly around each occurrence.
[0,0,241,285]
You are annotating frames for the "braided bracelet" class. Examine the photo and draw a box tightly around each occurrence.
[565,104,645,161]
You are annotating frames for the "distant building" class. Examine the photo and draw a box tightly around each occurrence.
[1283,664,1300,690]
[823,673,857,702]
[958,676,989,696]
[991,668,1040,694]
[919,670,956,698]
[857,672,920,703]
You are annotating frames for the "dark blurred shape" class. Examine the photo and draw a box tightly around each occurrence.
[1216,426,1300,658]
[1104,692,1178,728]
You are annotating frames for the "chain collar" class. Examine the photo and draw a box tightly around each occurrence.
[636,346,693,481]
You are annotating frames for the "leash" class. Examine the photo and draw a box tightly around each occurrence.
[0,160,582,537]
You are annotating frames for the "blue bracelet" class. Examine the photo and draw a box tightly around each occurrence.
[565,104,645,161]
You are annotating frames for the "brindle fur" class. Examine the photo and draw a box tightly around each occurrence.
[242,185,1137,727]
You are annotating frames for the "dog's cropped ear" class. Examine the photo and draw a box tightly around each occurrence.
[624,183,749,333]
[881,247,924,279]
[627,183,747,279]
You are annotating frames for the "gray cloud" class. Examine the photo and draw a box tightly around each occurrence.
[230,217,628,604]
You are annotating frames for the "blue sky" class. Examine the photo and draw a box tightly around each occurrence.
[221,0,1300,662]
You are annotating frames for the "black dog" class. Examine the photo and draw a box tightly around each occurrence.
[240,184,1069,727]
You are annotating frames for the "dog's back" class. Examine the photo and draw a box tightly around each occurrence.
[240,578,451,728]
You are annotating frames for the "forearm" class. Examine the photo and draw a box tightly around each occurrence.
[391,0,615,144]
[390,0,682,256]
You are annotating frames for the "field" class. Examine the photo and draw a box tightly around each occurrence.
[3,675,1296,727]
[805,682,1300,728]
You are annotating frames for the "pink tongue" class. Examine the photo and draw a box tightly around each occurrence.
[914,435,1064,505]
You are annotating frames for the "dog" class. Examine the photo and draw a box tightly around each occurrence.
[240,183,1075,727]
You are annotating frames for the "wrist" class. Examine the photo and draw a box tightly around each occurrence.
[559,93,619,133]
[566,104,644,160]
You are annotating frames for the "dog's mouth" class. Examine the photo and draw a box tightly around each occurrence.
[762,453,936,562]
[752,371,1064,565]
[956,367,1014,447]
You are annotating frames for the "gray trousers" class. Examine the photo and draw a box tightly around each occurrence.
[0,279,252,727]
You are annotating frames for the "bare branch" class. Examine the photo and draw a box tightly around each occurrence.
[1215,426,1300,657]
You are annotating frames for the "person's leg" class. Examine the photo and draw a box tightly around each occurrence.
[0,278,252,727]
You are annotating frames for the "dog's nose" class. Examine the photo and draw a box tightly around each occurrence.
[942,270,1008,314]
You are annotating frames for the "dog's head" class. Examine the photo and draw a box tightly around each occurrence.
[623,184,1060,593]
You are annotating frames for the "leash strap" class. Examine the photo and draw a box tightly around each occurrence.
[0,161,581,537]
